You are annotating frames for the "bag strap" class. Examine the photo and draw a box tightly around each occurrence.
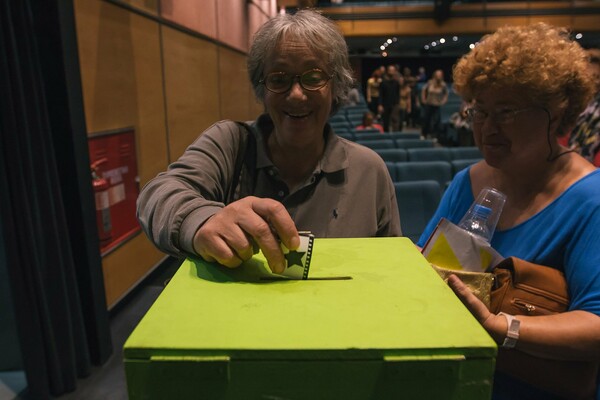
[226,121,257,204]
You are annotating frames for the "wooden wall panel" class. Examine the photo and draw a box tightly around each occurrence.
[75,0,168,188]
[162,27,220,161]
[217,0,249,53]
[75,0,137,131]
[119,0,159,15]
[218,48,253,121]
[101,235,166,308]
[160,0,217,38]
[249,1,271,44]
[74,0,167,308]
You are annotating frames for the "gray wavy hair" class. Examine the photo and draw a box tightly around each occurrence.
[247,9,354,115]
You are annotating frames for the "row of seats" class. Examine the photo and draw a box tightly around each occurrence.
[333,99,464,243]
[330,106,371,128]
[385,159,480,188]
[337,131,421,141]
[375,146,481,162]
[356,138,435,150]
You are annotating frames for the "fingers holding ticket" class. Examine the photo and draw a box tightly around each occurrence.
[193,197,300,274]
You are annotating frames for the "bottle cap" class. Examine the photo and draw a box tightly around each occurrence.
[473,204,492,217]
[458,187,507,242]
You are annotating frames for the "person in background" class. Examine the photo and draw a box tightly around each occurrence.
[366,67,383,115]
[398,75,412,132]
[403,66,419,128]
[378,65,401,132]
[137,10,401,274]
[345,85,361,106]
[355,111,384,133]
[417,23,600,399]
[420,69,448,140]
[568,48,600,166]
[449,100,473,146]
[416,66,427,83]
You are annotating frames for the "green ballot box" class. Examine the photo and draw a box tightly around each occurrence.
[124,237,496,399]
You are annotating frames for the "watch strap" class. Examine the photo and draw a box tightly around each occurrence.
[498,312,520,349]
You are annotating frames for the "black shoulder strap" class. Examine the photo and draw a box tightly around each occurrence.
[227,121,257,204]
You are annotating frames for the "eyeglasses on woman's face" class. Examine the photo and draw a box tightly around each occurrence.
[466,106,537,125]
[260,69,332,94]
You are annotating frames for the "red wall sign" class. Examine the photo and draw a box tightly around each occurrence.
[88,127,140,255]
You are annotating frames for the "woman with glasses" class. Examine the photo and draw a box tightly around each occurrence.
[417,23,600,399]
[137,10,401,274]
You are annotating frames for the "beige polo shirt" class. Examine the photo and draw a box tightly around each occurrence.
[137,114,401,258]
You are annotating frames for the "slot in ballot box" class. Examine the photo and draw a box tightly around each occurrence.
[124,237,496,399]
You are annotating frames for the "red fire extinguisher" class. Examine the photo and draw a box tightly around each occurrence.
[91,158,112,245]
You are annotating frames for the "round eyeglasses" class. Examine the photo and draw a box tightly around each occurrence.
[465,106,537,125]
[260,69,333,94]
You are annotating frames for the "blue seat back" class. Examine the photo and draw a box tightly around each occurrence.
[407,148,452,162]
[395,139,435,149]
[449,146,482,160]
[394,161,452,187]
[451,158,481,175]
[395,180,442,243]
[354,132,385,140]
[375,149,408,162]
[356,139,395,150]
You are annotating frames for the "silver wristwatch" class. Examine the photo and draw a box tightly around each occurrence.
[498,312,520,349]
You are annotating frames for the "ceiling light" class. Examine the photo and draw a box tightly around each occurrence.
[424,45,430,50]
[469,43,475,49]
[387,39,392,44]
[453,36,458,41]
[575,33,583,40]
[392,37,398,42]
[382,51,388,57]
[440,38,446,44]
[431,42,437,47]
[380,45,385,51]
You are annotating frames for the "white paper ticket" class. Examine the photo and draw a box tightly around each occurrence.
[279,231,314,280]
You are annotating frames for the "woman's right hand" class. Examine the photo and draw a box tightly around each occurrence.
[193,197,300,274]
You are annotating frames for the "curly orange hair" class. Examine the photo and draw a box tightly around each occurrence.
[453,23,594,136]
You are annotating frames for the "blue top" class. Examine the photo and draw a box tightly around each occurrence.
[418,167,600,316]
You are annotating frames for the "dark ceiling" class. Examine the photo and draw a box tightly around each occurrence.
[344,31,600,59]
[345,33,485,58]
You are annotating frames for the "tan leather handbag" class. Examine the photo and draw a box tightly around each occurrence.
[490,257,598,400]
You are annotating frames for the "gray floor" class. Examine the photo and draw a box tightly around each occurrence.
[57,285,164,400]
[58,259,180,400]
[0,372,26,400]
[1,259,180,400]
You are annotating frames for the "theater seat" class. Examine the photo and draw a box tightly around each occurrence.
[395,139,435,149]
[394,161,452,187]
[353,130,383,139]
[451,158,482,175]
[390,132,420,140]
[407,148,452,162]
[375,149,408,162]
[449,146,482,160]
[395,180,442,243]
[356,139,395,150]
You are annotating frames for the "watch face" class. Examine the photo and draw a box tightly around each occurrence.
[499,312,520,349]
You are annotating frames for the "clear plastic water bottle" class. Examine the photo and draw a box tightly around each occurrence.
[458,187,506,243]
[459,204,493,242]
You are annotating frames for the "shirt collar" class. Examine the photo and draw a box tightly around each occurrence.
[252,114,348,174]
